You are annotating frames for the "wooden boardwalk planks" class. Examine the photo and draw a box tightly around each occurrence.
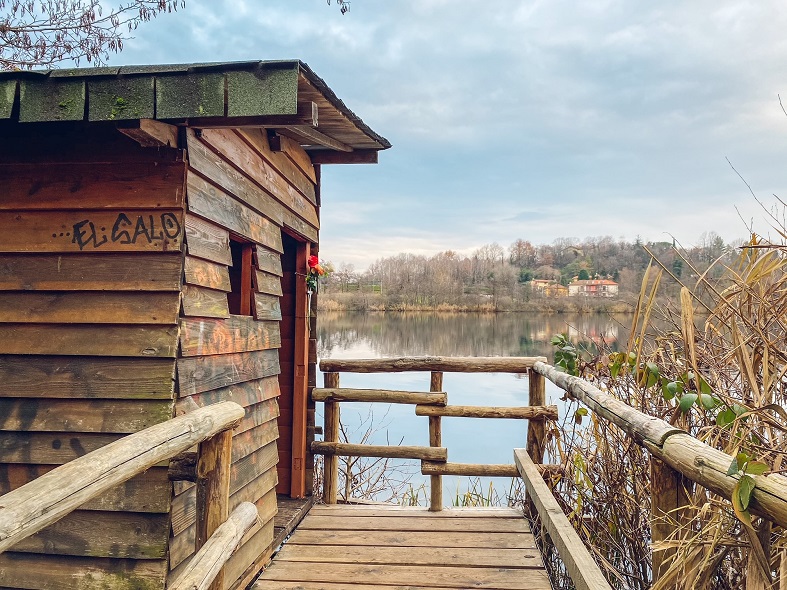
[253,505,551,590]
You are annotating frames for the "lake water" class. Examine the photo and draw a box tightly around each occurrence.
[315,311,632,505]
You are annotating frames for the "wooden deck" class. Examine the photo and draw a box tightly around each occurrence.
[252,504,550,589]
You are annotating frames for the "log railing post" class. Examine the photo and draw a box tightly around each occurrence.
[650,457,690,582]
[429,371,443,512]
[323,372,340,504]
[526,370,546,464]
[196,428,234,590]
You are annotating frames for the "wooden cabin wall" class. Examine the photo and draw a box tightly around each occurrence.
[170,128,319,590]
[0,124,185,590]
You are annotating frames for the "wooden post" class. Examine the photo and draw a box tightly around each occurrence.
[196,429,233,590]
[429,371,443,512]
[526,370,546,464]
[651,457,689,582]
[323,372,340,504]
[291,242,309,498]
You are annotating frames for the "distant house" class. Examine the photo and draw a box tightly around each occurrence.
[568,279,619,297]
[531,279,568,297]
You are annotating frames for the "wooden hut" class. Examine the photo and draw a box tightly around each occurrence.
[0,60,389,590]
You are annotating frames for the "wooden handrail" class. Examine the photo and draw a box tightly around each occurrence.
[320,356,547,373]
[0,401,245,554]
[532,361,787,528]
[317,360,556,512]
[515,449,613,590]
[169,502,260,590]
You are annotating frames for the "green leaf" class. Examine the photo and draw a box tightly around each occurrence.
[662,382,676,401]
[646,362,659,377]
[699,378,713,395]
[739,474,755,510]
[746,461,769,476]
[717,408,736,427]
[700,394,720,410]
[727,457,740,476]
[610,363,620,379]
[679,393,698,413]
[736,452,750,469]
[574,407,588,425]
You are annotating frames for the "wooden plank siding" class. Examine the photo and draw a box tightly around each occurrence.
[170,127,318,590]
[0,129,185,590]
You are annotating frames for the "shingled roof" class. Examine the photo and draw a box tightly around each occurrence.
[0,60,390,154]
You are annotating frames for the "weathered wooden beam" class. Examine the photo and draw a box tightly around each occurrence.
[526,370,547,468]
[312,441,447,462]
[515,448,613,590]
[169,502,259,590]
[415,404,558,420]
[535,360,787,528]
[277,125,352,152]
[313,388,447,406]
[320,356,548,374]
[422,461,564,478]
[533,361,682,447]
[0,401,244,554]
[429,371,444,512]
[651,458,690,581]
[323,372,340,505]
[307,149,379,164]
[117,119,178,148]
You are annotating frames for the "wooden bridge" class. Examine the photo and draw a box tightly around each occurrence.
[2,356,787,590]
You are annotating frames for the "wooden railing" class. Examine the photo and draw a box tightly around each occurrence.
[532,361,787,585]
[315,356,559,511]
[0,401,257,590]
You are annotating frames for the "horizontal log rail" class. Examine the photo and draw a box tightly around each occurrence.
[0,401,245,555]
[317,359,559,512]
[313,441,448,462]
[415,404,558,420]
[532,361,787,528]
[320,355,548,373]
[313,387,447,406]
[421,461,564,478]
[169,502,260,590]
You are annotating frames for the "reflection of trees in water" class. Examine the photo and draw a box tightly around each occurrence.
[318,312,629,359]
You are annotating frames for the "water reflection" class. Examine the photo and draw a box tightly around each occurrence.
[315,311,631,505]
[318,311,629,360]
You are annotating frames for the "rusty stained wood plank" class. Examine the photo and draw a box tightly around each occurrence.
[184,255,231,292]
[9,509,169,559]
[181,284,230,319]
[0,464,171,513]
[201,128,317,212]
[175,375,279,408]
[253,292,282,321]
[187,171,285,252]
[177,348,280,396]
[0,431,123,464]
[0,252,183,291]
[254,268,283,296]
[286,528,537,549]
[255,245,283,277]
[297,514,530,533]
[0,209,184,253]
[231,413,280,463]
[0,552,167,590]
[179,315,281,357]
[0,161,185,209]
[185,213,232,266]
[0,356,175,399]
[0,291,180,324]
[240,128,317,193]
[188,131,318,242]
[0,398,173,433]
[0,324,179,357]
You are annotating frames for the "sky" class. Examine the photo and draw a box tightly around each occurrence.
[110,0,787,269]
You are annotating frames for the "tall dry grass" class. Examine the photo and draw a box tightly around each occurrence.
[545,232,787,589]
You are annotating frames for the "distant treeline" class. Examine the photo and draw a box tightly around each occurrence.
[318,232,740,312]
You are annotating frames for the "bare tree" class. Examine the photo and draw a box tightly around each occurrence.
[0,1,188,69]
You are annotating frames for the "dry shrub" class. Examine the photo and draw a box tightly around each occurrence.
[546,232,787,589]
